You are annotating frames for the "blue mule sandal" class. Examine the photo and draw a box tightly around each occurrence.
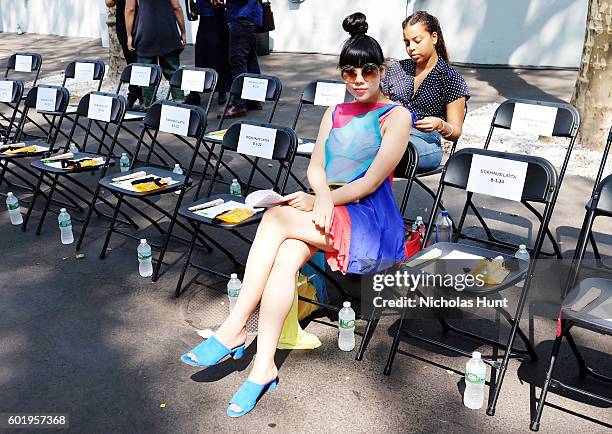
[227,377,279,417]
[180,335,245,367]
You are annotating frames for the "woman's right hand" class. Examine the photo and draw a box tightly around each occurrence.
[127,35,135,51]
[312,192,335,235]
[282,191,315,212]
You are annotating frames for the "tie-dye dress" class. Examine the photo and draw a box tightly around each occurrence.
[324,102,406,274]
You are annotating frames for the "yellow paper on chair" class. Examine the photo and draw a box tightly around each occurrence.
[277,274,322,350]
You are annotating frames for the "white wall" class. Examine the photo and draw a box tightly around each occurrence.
[0,0,588,68]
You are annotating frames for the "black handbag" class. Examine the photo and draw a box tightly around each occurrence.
[258,0,275,33]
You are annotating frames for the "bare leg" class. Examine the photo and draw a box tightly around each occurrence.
[187,205,335,361]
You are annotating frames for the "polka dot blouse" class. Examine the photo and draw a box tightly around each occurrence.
[382,57,470,121]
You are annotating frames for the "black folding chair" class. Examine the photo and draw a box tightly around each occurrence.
[0,79,24,145]
[288,79,352,190]
[460,99,580,259]
[22,92,138,235]
[173,120,297,297]
[88,101,211,280]
[531,127,612,431]
[201,73,282,191]
[2,52,45,138]
[384,148,560,417]
[0,85,77,211]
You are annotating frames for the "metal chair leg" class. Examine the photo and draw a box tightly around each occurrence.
[175,222,200,298]
[530,332,564,431]
[34,174,60,236]
[21,172,45,232]
[99,195,123,260]
[384,312,406,376]
[356,312,379,361]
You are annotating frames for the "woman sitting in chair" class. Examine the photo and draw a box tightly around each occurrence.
[383,10,469,172]
[180,12,410,417]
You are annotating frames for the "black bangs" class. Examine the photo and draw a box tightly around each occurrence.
[338,35,385,67]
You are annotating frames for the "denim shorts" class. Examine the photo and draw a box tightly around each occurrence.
[410,129,443,173]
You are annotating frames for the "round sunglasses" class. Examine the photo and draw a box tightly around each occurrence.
[340,63,382,83]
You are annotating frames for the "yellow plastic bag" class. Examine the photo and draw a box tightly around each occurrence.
[277,273,322,350]
[215,208,255,224]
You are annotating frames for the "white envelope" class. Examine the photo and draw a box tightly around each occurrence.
[130,66,152,86]
[36,87,57,112]
[159,104,190,136]
[181,69,206,92]
[74,62,96,81]
[0,81,14,103]
[241,77,268,102]
[466,154,528,202]
[314,82,346,106]
[88,94,113,122]
[15,55,32,72]
[237,124,276,159]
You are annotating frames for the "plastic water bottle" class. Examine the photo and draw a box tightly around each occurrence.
[6,192,23,225]
[69,142,79,154]
[58,208,74,244]
[119,153,130,172]
[137,239,153,277]
[435,210,453,243]
[17,24,24,35]
[464,351,486,409]
[412,215,425,242]
[338,301,356,351]
[514,244,531,288]
[227,273,242,314]
[230,179,241,197]
[172,164,183,195]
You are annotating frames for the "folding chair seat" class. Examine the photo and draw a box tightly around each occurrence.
[0,79,24,145]
[2,52,45,139]
[531,127,612,431]
[173,120,297,297]
[201,73,283,190]
[384,147,559,417]
[22,92,138,235]
[461,99,580,259]
[282,79,352,189]
[0,85,75,210]
[83,101,210,279]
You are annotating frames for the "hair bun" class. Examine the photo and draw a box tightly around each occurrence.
[343,12,368,37]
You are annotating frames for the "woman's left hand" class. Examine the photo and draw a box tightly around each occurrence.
[282,191,315,212]
[312,192,335,235]
[414,116,443,133]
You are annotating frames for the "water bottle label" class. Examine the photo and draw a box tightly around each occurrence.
[465,372,485,384]
[121,161,129,168]
[59,219,71,228]
[138,252,152,260]
[339,319,354,329]
[7,202,19,211]
[228,289,240,297]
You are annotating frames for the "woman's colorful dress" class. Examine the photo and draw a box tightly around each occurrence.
[325,102,406,274]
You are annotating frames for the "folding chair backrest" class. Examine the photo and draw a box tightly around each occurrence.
[218,73,282,127]
[444,148,558,203]
[75,92,127,124]
[0,79,24,144]
[5,52,43,87]
[205,120,297,197]
[291,79,352,130]
[117,63,163,102]
[168,67,218,114]
[593,173,612,216]
[62,59,106,90]
[591,126,612,198]
[23,85,70,114]
[0,79,24,104]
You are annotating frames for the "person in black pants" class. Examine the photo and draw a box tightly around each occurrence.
[215,0,263,118]
[191,0,231,105]
[105,0,142,108]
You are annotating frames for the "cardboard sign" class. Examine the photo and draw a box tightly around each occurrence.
[314,82,346,106]
[130,66,152,87]
[237,124,276,159]
[36,87,57,112]
[159,104,190,136]
[181,69,206,92]
[466,154,528,202]
[15,55,32,72]
[88,94,113,122]
[0,80,14,103]
[241,77,268,102]
[510,103,558,137]
[74,62,96,82]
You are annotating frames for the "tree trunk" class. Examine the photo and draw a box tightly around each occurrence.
[106,6,126,80]
[570,0,611,150]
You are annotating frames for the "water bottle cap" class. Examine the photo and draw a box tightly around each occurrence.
[519,244,526,250]
[343,301,351,308]
[232,179,238,183]
[416,216,423,221]
[230,273,238,279]
[121,153,127,156]
[472,351,481,359]
[175,164,180,168]
[7,192,13,196]
[441,211,449,217]
[60,208,67,213]
[140,238,147,244]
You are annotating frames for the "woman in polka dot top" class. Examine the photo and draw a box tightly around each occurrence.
[382,11,470,172]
